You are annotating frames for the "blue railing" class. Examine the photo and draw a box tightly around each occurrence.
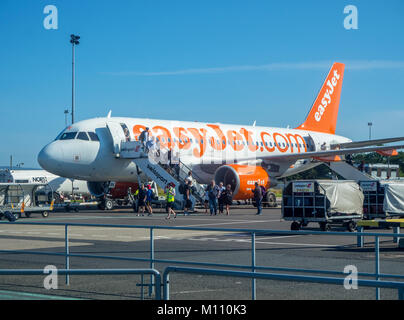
[0,221,403,300]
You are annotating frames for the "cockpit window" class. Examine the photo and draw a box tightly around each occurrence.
[88,132,100,141]
[59,132,78,140]
[77,132,89,141]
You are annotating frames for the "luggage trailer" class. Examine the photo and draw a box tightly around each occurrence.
[282,180,363,232]
[0,182,55,220]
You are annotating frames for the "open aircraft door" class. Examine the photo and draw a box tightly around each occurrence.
[106,121,127,156]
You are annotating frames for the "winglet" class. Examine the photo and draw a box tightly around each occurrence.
[296,62,345,134]
[107,110,112,118]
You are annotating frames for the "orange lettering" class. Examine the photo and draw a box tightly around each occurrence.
[273,132,289,153]
[187,127,207,158]
[152,126,172,149]
[240,128,258,152]
[173,127,191,150]
[207,124,227,151]
[132,125,147,141]
[227,130,244,151]
[260,132,275,152]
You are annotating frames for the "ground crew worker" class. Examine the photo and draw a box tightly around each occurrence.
[165,183,176,219]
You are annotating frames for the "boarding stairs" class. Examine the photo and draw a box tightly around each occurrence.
[325,161,376,181]
[119,140,206,205]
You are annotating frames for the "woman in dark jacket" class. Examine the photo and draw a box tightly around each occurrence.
[221,184,233,216]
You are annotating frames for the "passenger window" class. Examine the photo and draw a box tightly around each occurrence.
[88,132,99,141]
[77,132,89,141]
[60,132,78,140]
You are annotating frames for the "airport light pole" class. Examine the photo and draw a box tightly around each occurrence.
[64,109,69,126]
[368,122,373,140]
[70,34,80,124]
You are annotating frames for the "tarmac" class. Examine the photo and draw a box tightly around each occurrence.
[0,205,403,300]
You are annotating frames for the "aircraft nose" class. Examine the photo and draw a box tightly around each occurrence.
[38,142,64,173]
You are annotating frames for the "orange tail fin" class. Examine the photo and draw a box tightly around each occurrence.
[295,62,345,134]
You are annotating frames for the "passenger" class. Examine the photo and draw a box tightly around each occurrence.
[217,182,226,214]
[146,184,153,216]
[253,182,263,215]
[183,180,193,216]
[206,180,219,215]
[204,188,209,214]
[221,184,233,216]
[358,161,365,172]
[136,184,146,216]
[165,183,176,219]
[185,171,194,184]
[139,127,150,151]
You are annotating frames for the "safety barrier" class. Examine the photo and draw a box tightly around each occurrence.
[162,266,404,300]
[0,268,161,300]
[0,221,403,300]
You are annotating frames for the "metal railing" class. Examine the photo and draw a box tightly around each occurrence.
[0,268,161,300]
[0,221,403,300]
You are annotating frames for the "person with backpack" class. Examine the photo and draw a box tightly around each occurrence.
[253,182,263,215]
[165,183,176,219]
[136,184,147,216]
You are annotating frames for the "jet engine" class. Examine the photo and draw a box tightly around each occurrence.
[87,181,111,198]
[214,164,277,200]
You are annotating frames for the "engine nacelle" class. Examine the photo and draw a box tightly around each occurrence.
[214,164,276,200]
[87,181,111,198]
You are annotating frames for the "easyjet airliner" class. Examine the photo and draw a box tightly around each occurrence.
[38,63,404,200]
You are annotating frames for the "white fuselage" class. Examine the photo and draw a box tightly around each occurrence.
[38,117,351,184]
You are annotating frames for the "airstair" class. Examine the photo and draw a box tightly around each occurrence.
[325,161,376,181]
[119,140,206,205]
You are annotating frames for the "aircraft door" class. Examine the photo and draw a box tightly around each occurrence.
[106,121,127,155]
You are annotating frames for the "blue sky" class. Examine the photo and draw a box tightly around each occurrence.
[0,0,403,168]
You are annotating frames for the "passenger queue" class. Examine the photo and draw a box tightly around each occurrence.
[131,170,267,220]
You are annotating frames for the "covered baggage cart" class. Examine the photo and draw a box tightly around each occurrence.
[0,182,55,219]
[360,180,404,219]
[282,180,364,231]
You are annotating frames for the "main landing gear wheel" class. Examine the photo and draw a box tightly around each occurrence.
[291,221,301,231]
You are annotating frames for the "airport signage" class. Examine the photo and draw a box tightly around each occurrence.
[360,181,377,192]
[293,182,314,193]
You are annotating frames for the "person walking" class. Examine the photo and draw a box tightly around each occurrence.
[221,184,233,216]
[183,180,192,215]
[253,182,263,215]
[207,180,219,215]
[139,127,150,152]
[146,184,154,216]
[136,184,147,216]
[165,183,176,219]
[217,182,225,214]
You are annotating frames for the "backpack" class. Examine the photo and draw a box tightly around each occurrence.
[179,184,185,195]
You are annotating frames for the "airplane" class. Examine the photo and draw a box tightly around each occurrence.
[37,62,404,203]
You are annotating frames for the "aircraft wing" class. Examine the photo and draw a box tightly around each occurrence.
[330,137,404,149]
[251,144,404,163]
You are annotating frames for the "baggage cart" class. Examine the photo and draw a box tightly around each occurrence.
[360,180,404,220]
[0,182,55,219]
[282,180,364,231]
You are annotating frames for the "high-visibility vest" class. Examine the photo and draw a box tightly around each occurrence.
[166,187,175,202]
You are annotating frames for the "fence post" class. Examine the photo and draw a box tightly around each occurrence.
[149,227,155,297]
[357,226,364,247]
[65,224,69,285]
[375,236,380,300]
[251,232,256,300]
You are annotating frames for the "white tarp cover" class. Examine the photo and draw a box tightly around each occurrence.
[317,180,364,215]
[383,182,404,213]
